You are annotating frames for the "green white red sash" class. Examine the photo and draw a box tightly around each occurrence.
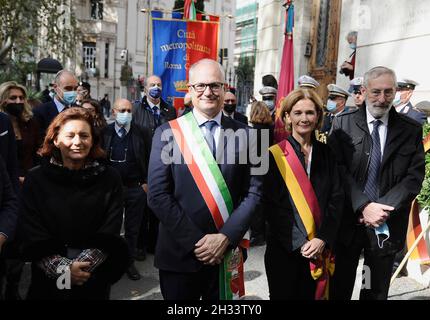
[269,139,334,300]
[169,111,249,300]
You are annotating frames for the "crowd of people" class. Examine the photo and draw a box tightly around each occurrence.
[0,57,427,301]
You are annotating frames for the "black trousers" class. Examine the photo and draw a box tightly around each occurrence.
[264,242,316,300]
[330,227,396,300]
[159,266,219,300]
[137,206,159,253]
[124,186,147,263]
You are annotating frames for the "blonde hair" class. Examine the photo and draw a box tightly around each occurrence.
[279,88,324,131]
[249,101,273,125]
[0,81,33,122]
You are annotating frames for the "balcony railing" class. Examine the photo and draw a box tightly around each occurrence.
[78,19,117,36]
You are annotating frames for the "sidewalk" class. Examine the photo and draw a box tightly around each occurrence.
[110,244,430,300]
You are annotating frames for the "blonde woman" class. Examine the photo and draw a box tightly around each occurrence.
[0,82,41,181]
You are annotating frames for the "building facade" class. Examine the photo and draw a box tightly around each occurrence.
[40,0,236,101]
[254,0,430,105]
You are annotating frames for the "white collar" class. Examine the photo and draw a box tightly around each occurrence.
[193,108,223,127]
[147,99,160,109]
[114,122,131,135]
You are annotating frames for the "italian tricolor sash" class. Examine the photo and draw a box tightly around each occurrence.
[269,139,335,300]
[169,112,248,300]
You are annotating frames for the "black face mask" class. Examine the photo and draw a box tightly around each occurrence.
[224,104,236,114]
[5,103,24,117]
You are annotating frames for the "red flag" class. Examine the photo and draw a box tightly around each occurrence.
[274,1,294,143]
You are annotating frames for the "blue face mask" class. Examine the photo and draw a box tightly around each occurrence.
[349,43,357,50]
[374,222,390,249]
[61,90,77,105]
[116,112,132,126]
[393,91,402,106]
[265,100,275,112]
[326,99,337,113]
[149,86,162,99]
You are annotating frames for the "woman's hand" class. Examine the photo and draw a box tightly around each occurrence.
[301,238,325,260]
[70,261,91,286]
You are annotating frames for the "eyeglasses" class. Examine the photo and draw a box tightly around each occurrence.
[109,147,128,163]
[353,90,362,95]
[189,82,225,93]
[368,89,395,98]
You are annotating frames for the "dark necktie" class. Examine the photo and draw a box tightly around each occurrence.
[202,120,217,158]
[364,120,382,201]
[118,127,126,138]
[152,106,160,127]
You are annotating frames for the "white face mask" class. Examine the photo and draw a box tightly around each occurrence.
[116,112,132,126]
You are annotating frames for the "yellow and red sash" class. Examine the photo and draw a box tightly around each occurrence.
[269,139,334,300]
[169,112,249,299]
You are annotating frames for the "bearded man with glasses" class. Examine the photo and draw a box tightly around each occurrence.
[328,66,425,300]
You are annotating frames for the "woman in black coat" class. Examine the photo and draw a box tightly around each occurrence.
[248,101,274,246]
[264,88,344,300]
[19,107,128,300]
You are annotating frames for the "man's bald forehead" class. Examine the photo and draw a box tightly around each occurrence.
[55,70,78,85]
[114,98,132,109]
[189,59,224,83]
[225,92,236,99]
[147,75,162,85]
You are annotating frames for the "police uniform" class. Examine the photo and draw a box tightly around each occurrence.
[298,75,320,89]
[395,78,426,125]
[319,84,350,142]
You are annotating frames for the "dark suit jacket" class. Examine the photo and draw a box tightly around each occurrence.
[0,155,19,239]
[328,106,425,253]
[147,114,263,272]
[264,135,344,253]
[233,112,248,125]
[399,102,427,125]
[132,96,177,136]
[0,112,19,192]
[102,123,152,183]
[33,101,59,139]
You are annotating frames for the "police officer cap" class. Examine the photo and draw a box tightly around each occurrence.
[348,77,363,93]
[327,84,350,98]
[397,78,419,90]
[298,75,320,89]
[78,81,91,91]
[259,86,277,96]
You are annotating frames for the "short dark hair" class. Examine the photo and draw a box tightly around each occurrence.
[39,107,105,161]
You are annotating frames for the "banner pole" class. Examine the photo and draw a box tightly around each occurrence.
[390,218,430,286]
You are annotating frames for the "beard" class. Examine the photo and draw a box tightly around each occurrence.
[366,97,392,119]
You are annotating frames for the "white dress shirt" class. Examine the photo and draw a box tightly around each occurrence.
[192,108,222,147]
[366,108,389,155]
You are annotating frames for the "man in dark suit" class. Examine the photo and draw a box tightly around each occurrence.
[328,66,425,300]
[393,78,426,125]
[33,70,79,139]
[132,75,177,257]
[132,74,177,135]
[102,98,152,281]
[222,91,248,124]
[147,59,263,300]
[0,155,19,300]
